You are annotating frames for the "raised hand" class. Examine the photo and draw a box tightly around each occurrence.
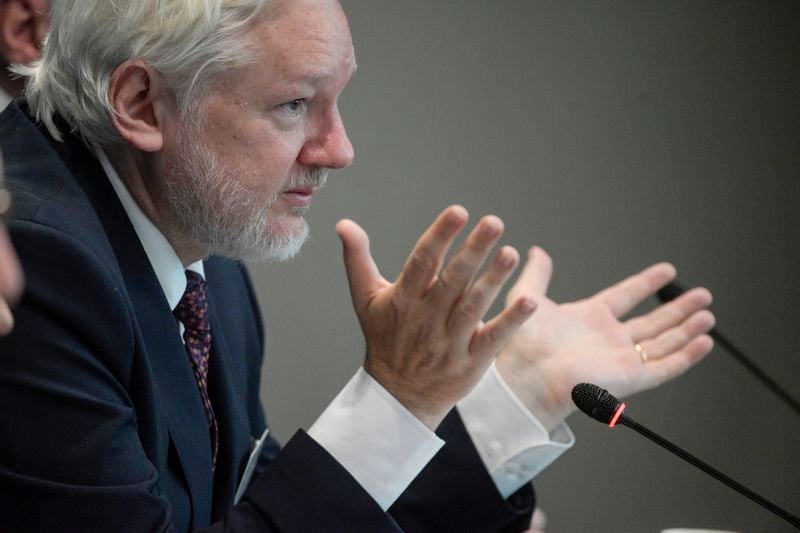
[495,247,715,431]
[336,206,537,429]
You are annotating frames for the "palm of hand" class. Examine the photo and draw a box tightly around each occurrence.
[496,248,714,429]
[500,297,643,422]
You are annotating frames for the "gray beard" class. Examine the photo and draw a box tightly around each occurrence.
[165,127,327,263]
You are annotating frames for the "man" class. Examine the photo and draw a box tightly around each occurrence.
[0,0,50,109]
[0,0,714,530]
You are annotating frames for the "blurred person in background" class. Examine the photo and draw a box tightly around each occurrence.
[0,0,51,109]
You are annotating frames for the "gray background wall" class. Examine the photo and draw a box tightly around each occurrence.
[250,1,800,531]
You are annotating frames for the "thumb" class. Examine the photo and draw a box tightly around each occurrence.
[336,219,387,309]
[508,246,553,303]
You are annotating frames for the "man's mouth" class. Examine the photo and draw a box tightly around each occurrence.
[280,167,327,209]
[282,187,315,207]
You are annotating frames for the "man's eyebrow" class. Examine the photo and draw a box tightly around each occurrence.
[289,60,358,86]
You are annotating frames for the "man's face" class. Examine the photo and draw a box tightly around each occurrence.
[163,0,356,262]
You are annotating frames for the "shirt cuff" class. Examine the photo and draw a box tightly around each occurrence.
[307,368,444,511]
[457,363,575,499]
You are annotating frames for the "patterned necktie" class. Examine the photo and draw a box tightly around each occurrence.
[173,270,219,470]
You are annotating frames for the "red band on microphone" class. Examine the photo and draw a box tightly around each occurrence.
[609,403,626,427]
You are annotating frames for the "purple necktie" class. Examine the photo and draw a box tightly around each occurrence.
[173,270,219,470]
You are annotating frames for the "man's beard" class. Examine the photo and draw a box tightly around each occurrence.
[165,128,328,263]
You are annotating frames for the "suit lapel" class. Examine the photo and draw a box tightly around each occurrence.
[54,133,215,527]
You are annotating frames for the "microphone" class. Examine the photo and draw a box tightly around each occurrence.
[657,281,800,417]
[572,383,800,529]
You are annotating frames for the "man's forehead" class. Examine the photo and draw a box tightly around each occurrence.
[253,0,355,80]
[261,0,349,38]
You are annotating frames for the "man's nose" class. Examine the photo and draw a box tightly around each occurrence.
[298,108,355,170]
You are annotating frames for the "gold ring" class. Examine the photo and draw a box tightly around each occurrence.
[634,343,648,363]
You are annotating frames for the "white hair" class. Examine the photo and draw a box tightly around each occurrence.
[13,0,267,144]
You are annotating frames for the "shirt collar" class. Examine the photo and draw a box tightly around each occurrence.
[95,146,204,310]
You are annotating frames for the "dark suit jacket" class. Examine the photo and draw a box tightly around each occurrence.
[0,101,535,532]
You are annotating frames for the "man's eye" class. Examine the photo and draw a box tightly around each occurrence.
[280,99,306,113]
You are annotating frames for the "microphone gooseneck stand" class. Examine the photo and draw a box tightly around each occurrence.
[571,383,800,530]
[618,413,800,529]
[657,281,800,417]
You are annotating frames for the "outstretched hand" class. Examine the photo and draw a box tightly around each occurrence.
[496,247,715,431]
[337,206,537,429]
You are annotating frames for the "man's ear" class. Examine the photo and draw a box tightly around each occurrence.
[108,60,172,153]
[0,0,50,64]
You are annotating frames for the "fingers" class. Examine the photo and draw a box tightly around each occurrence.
[595,262,677,318]
[447,245,520,337]
[470,295,537,358]
[637,310,715,360]
[0,298,14,336]
[626,287,713,342]
[638,334,714,389]
[336,219,388,309]
[531,507,548,531]
[508,246,553,302]
[395,206,468,297]
[0,225,24,303]
[0,224,21,337]
[427,215,504,310]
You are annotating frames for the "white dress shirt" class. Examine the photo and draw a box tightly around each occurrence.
[96,147,574,512]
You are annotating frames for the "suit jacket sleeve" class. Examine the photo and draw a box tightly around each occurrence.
[390,411,535,532]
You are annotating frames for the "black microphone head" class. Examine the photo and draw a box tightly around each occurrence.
[572,383,624,425]
[656,281,686,303]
